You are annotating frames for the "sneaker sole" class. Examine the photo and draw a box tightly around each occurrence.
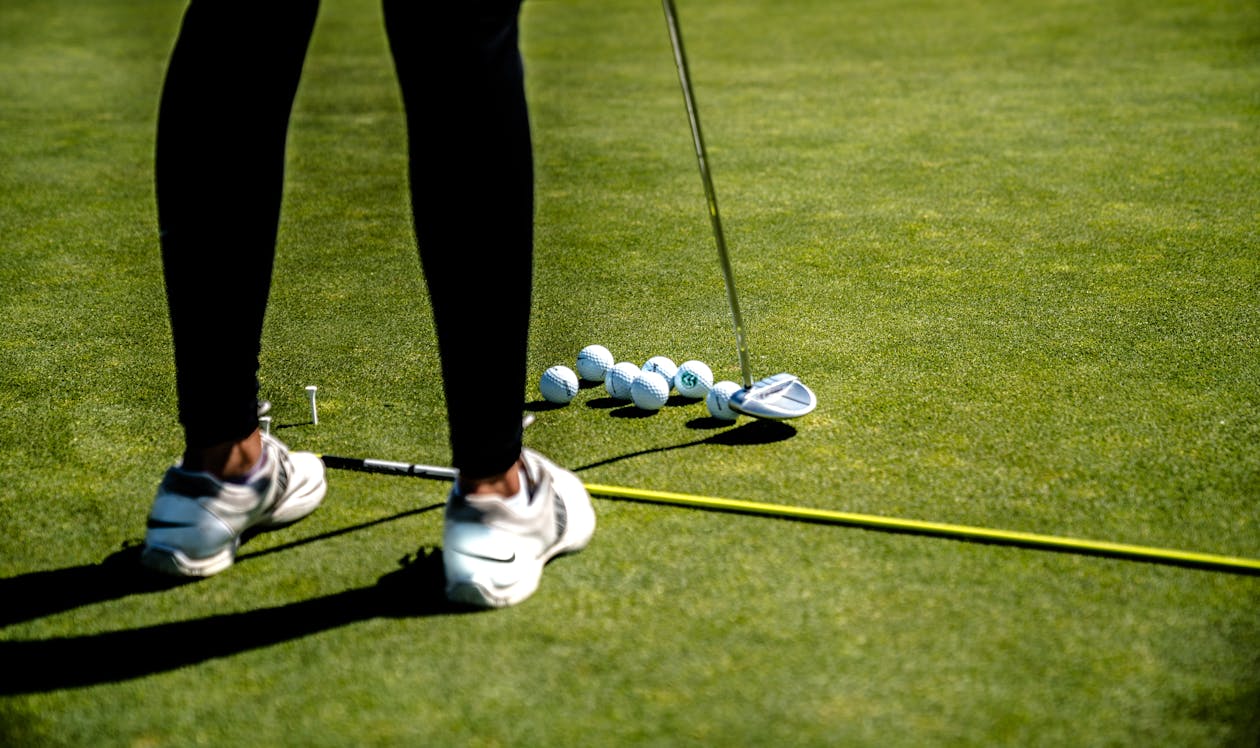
[140,542,238,578]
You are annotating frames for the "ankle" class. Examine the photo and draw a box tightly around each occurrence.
[459,459,524,497]
[182,430,263,480]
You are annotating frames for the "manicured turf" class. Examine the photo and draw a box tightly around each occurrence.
[2,0,1258,744]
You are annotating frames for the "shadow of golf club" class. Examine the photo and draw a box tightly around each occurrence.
[236,503,444,564]
[610,407,656,419]
[573,419,796,473]
[274,420,316,430]
[582,396,624,410]
[524,399,568,413]
[0,548,477,696]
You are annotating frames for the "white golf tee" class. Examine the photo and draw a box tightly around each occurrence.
[306,385,318,425]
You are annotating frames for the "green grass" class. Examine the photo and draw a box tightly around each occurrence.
[2,0,1259,744]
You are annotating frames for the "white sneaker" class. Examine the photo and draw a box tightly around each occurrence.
[141,433,327,577]
[443,449,596,608]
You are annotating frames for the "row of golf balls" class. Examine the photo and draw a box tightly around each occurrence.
[539,345,742,421]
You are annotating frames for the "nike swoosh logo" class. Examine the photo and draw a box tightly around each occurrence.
[147,519,194,529]
[455,549,517,563]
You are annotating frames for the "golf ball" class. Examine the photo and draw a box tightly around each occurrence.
[641,356,678,391]
[605,361,640,400]
[630,371,670,411]
[539,365,579,404]
[706,380,742,421]
[576,344,614,382]
[674,360,714,399]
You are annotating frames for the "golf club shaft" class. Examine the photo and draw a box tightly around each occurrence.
[663,0,754,389]
[321,454,1260,576]
[321,454,457,480]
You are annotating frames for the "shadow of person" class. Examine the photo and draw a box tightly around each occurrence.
[0,548,475,696]
[0,543,191,629]
[0,503,446,629]
[0,502,469,694]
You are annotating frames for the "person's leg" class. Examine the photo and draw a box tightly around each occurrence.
[383,0,595,608]
[382,0,533,486]
[157,0,321,473]
[143,1,327,577]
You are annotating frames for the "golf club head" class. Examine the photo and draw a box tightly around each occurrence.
[729,373,817,420]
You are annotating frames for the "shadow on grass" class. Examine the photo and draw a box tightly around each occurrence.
[0,504,446,629]
[0,507,480,695]
[524,399,567,413]
[273,420,314,430]
[0,421,797,694]
[526,382,718,414]
[573,419,797,473]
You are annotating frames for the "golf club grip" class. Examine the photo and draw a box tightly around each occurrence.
[662,0,754,389]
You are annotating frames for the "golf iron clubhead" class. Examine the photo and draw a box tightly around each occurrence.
[662,0,817,419]
[729,373,817,420]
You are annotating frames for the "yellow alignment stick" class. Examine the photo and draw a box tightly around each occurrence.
[319,456,1260,575]
[583,482,1260,576]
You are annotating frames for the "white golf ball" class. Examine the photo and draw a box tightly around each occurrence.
[630,371,670,411]
[706,380,742,421]
[641,356,678,391]
[605,361,640,400]
[576,344,614,382]
[539,365,579,404]
[674,360,714,399]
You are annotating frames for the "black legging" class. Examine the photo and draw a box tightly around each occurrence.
[157,0,532,479]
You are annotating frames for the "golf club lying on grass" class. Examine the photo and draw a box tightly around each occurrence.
[320,453,1260,576]
[662,0,817,420]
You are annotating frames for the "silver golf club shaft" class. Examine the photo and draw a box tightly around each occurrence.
[663,0,754,389]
